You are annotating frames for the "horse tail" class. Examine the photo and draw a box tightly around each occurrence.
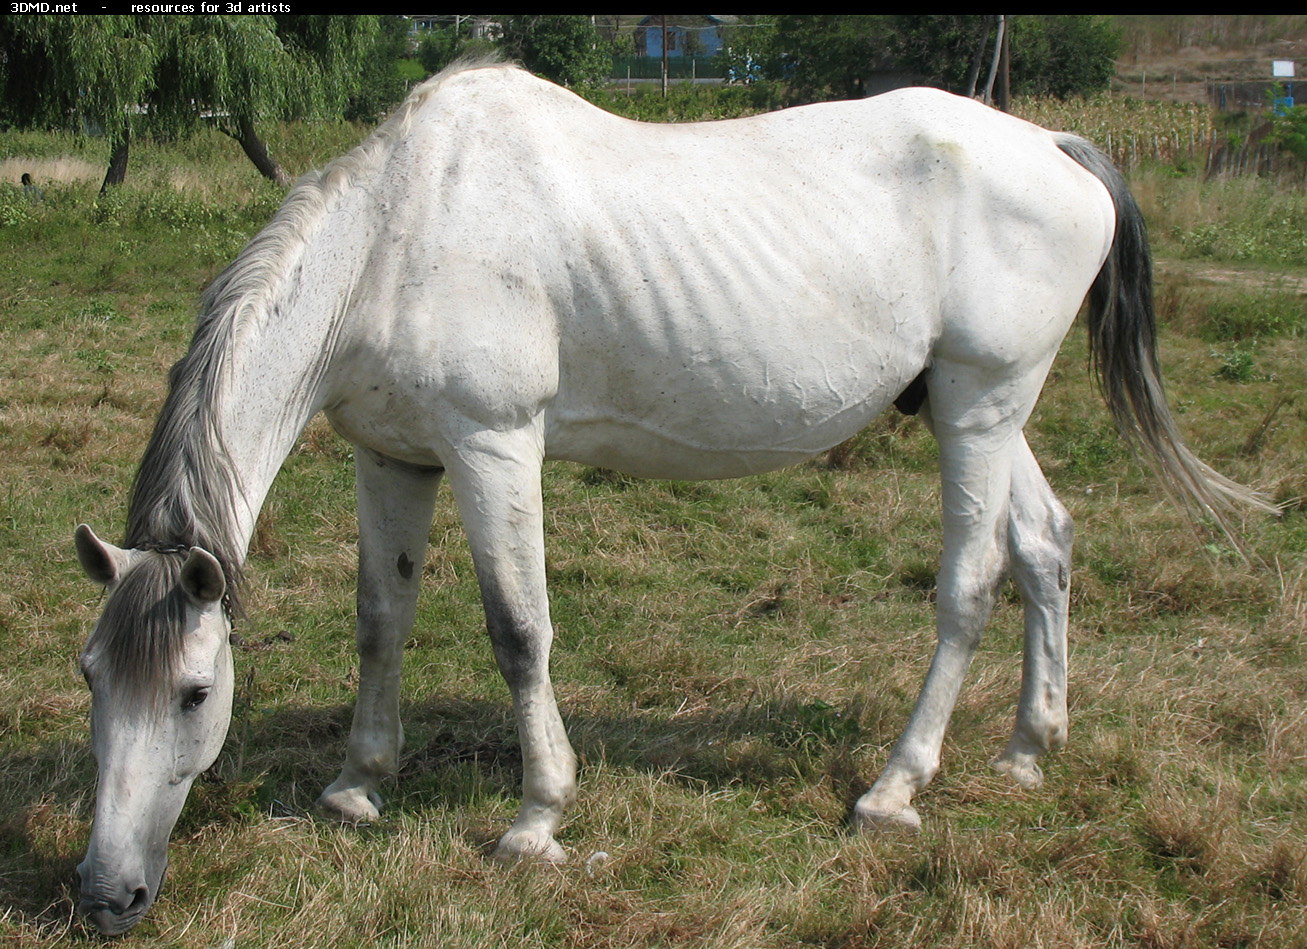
[1055,134,1276,536]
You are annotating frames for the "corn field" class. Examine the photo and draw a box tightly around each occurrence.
[1014,93,1294,176]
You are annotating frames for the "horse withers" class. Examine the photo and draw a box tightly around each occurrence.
[72,62,1268,933]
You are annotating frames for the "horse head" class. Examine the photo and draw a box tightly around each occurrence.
[73,525,233,935]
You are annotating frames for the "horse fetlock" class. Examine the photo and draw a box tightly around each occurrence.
[351,749,399,778]
[1014,713,1067,755]
[521,755,578,812]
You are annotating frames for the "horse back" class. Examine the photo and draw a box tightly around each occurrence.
[329,68,1114,477]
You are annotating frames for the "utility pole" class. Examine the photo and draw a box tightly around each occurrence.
[661,15,669,97]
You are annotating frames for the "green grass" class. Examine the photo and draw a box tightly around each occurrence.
[2,118,1307,947]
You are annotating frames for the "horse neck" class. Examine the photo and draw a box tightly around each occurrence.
[218,176,393,552]
[127,207,360,567]
[215,297,338,546]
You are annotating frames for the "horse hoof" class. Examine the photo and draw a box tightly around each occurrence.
[851,802,922,835]
[990,752,1044,790]
[492,829,567,864]
[316,785,382,824]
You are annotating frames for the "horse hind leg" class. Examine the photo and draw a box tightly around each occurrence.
[852,326,1082,831]
[318,449,442,822]
[443,431,576,863]
[989,434,1072,789]
[853,371,1022,833]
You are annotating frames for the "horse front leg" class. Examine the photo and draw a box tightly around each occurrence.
[853,377,1022,832]
[318,448,442,822]
[445,431,576,863]
[989,434,1072,789]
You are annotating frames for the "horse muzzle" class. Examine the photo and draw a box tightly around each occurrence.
[76,860,162,935]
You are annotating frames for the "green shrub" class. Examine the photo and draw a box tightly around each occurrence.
[1203,290,1306,341]
[1212,345,1258,382]
[0,183,34,227]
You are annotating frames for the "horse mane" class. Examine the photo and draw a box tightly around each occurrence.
[100,57,514,701]
[84,556,188,704]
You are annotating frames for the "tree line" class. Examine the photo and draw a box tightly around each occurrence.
[0,15,1120,189]
[0,15,409,189]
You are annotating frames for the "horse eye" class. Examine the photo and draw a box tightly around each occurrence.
[181,687,209,711]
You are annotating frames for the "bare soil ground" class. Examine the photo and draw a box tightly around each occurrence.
[1115,37,1307,105]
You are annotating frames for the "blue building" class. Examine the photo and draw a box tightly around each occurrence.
[635,16,733,59]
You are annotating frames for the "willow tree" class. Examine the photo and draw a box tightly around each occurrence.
[0,15,385,189]
[0,16,154,191]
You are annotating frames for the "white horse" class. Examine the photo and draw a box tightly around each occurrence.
[72,61,1266,934]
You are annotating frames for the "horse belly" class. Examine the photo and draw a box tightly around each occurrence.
[546,324,925,480]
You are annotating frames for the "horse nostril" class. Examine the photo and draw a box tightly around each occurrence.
[101,887,149,917]
[128,886,150,913]
[74,865,152,934]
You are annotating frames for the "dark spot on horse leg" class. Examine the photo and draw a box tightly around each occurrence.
[397,552,414,579]
[1057,562,1068,591]
[480,585,545,684]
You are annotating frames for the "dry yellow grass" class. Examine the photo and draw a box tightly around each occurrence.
[0,156,103,187]
[3,106,1307,948]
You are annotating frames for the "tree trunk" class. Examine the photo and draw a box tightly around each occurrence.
[100,127,130,195]
[982,14,1006,106]
[997,17,1011,112]
[963,20,990,99]
[231,116,291,187]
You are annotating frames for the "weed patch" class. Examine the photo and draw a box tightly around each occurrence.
[1202,288,1307,341]
[1212,343,1259,381]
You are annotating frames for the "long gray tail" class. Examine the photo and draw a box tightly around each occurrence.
[1055,135,1276,534]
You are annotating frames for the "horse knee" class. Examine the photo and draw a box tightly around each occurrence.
[355,618,404,669]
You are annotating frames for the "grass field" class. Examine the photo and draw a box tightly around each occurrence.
[2,108,1307,947]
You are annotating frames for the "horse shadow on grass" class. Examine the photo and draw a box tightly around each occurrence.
[227,689,894,835]
[0,688,895,930]
[0,741,95,933]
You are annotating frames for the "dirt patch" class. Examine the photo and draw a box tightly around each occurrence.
[1157,260,1307,293]
[1116,37,1307,105]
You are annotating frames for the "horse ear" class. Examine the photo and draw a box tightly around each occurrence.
[180,547,226,607]
[75,524,127,587]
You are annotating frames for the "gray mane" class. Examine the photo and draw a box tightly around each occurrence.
[84,555,188,704]
[101,57,508,700]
